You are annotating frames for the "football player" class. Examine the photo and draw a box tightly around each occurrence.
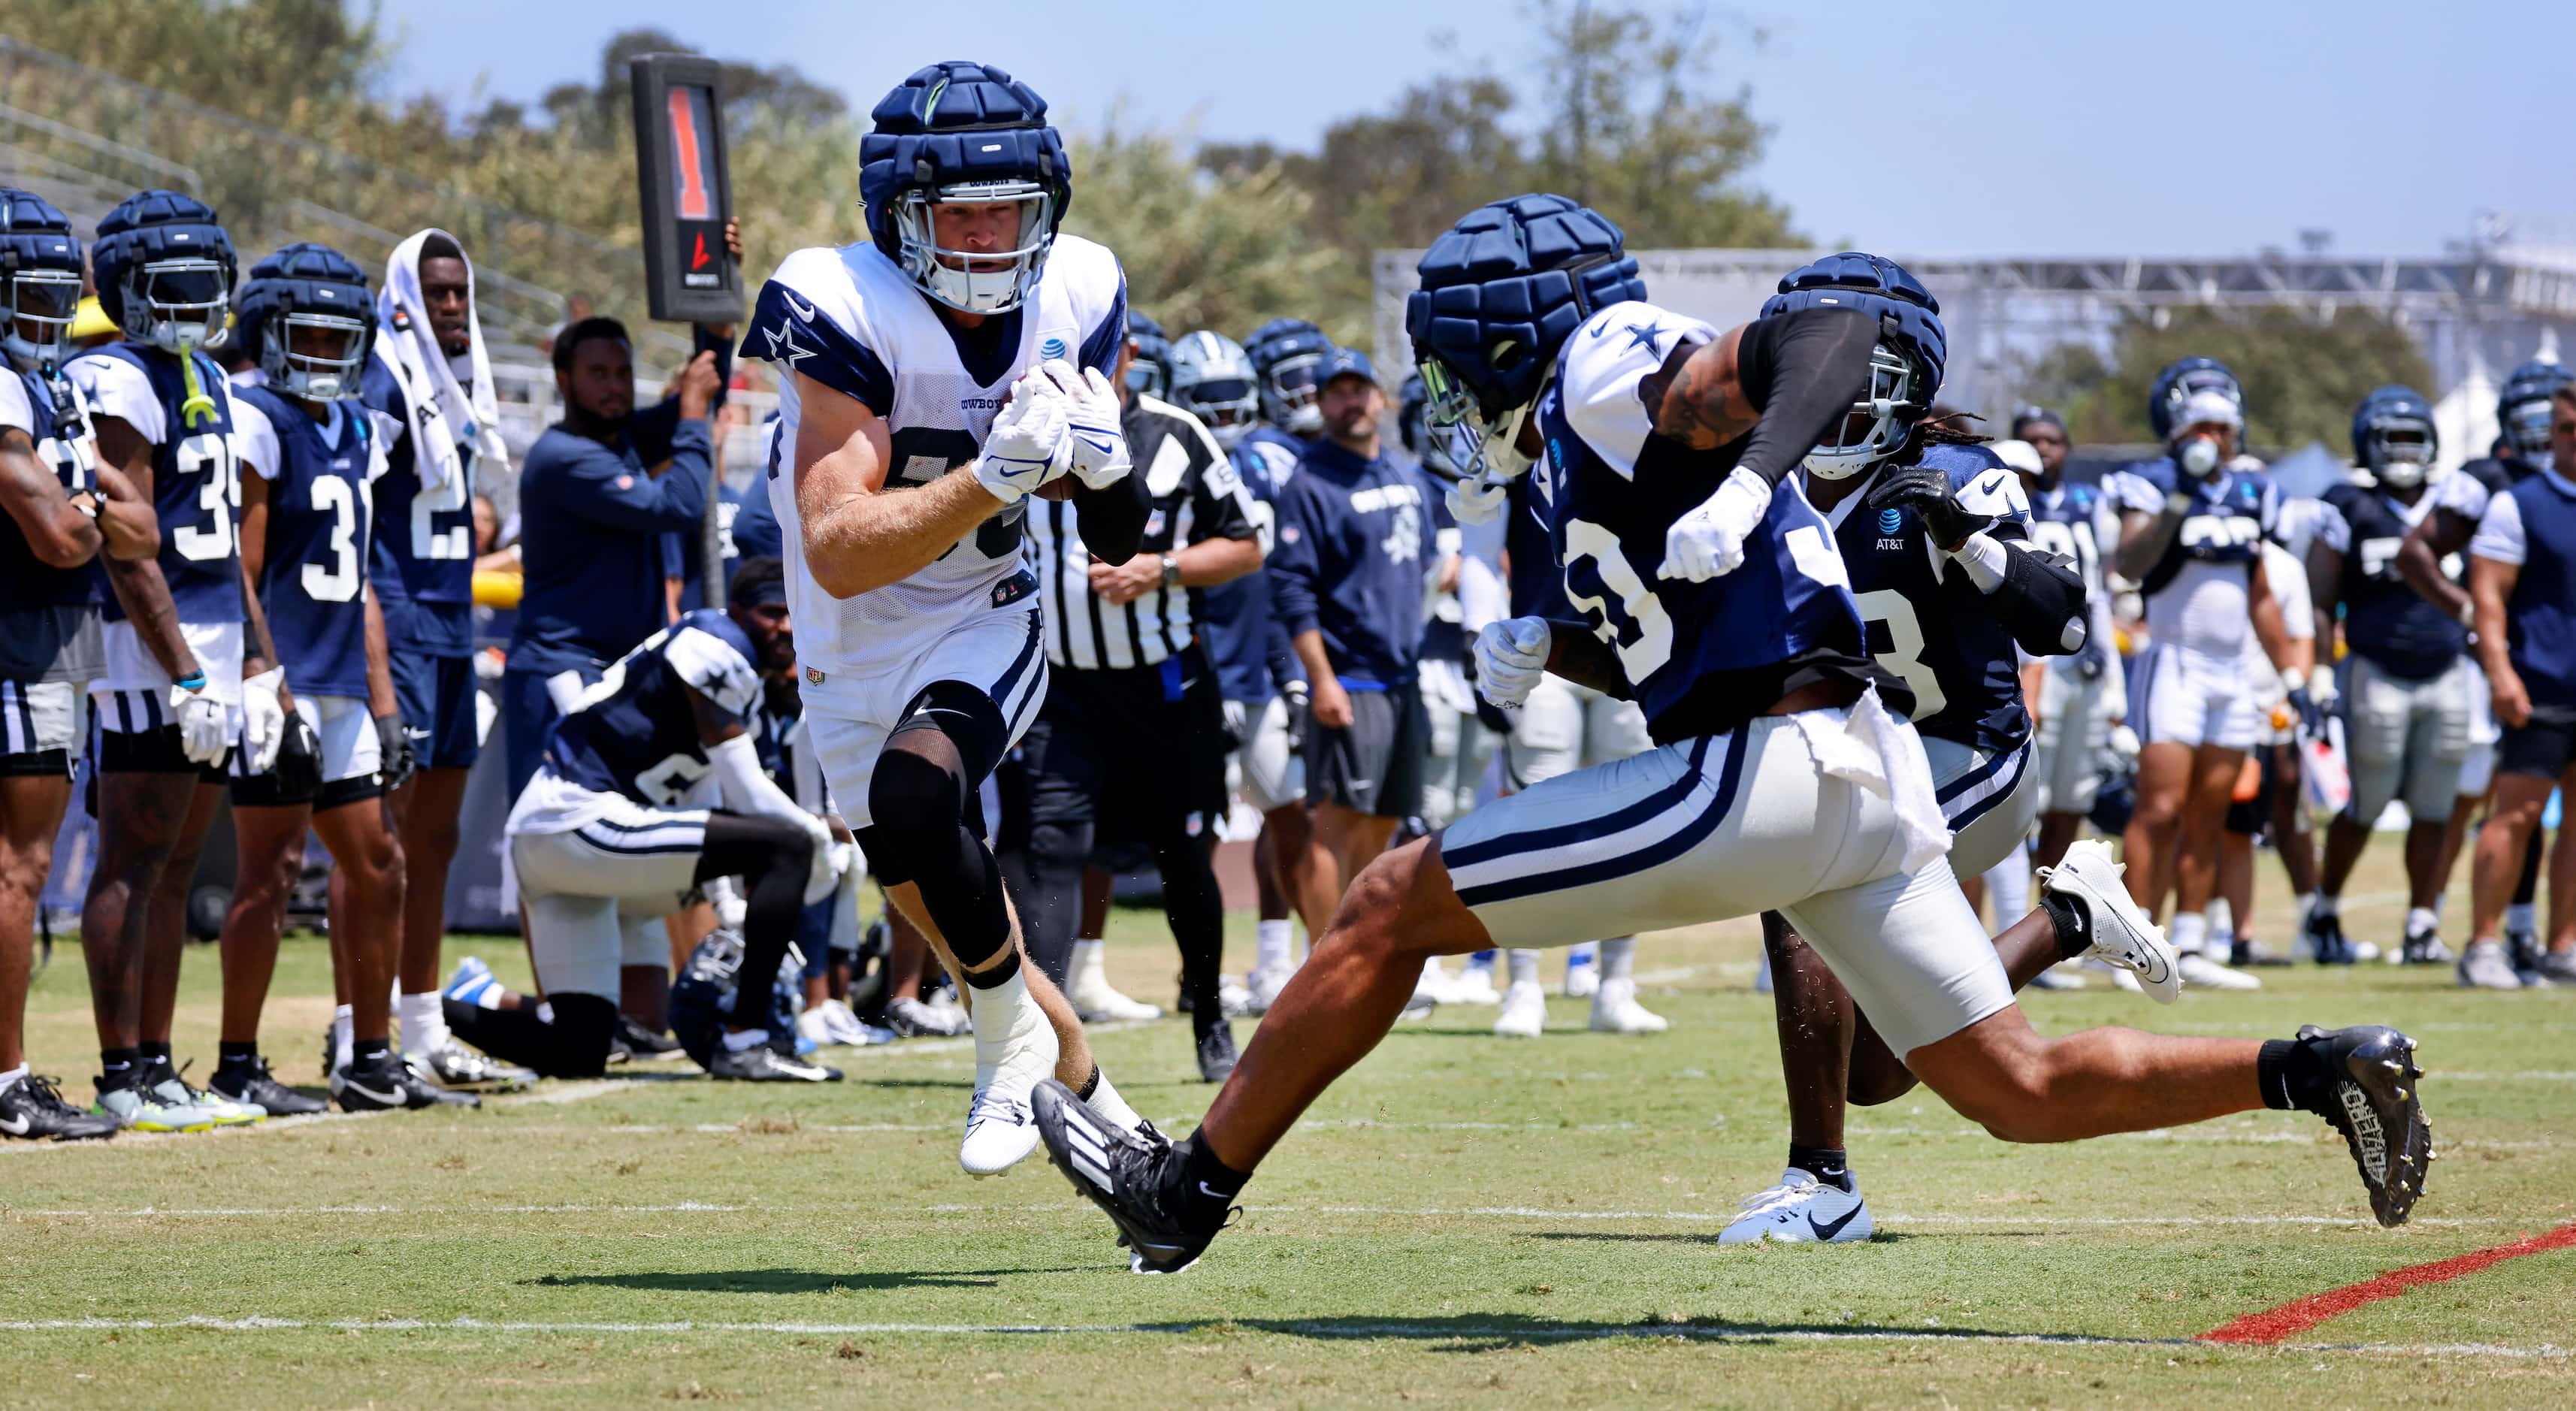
[71,192,286,1131]
[2105,361,2316,989]
[0,190,147,1141]
[2396,359,2567,983]
[1123,310,1173,402]
[1033,196,2430,1274]
[1726,254,2164,1244]
[461,559,837,1080]
[742,62,1152,1174]
[2304,388,2466,971]
[213,244,470,1113]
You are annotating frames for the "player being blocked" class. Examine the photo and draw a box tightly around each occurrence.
[1032,195,2433,1274]
[744,61,1154,1177]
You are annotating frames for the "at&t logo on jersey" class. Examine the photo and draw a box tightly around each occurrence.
[1039,334,1069,360]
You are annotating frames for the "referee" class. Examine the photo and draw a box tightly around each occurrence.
[1020,325,1263,1080]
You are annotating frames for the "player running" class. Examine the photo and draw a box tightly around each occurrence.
[1725,253,2169,1244]
[2302,387,2466,971]
[1031,195,2431,1273]
[744,61,1152,1174]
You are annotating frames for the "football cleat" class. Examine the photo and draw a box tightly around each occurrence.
[2178,950,2263,990]
[210,1058,325,1116]
[960,968,1057,1177]
[1243,961,1297,1015]
[1441,959,1501,1006]
[1032,1080,1231,1274]
[444,955,503,1008]
[2299,1024,2432,1228]
[423,1038,537,1089]
[92,1077,211,1133]
[1071,964,1165,1024]
[399,1054,482,1107]
[1492,979,1546,1038]
[615,1016,682,1059]
[1589,977,1668,1034]
[1194,1018,1238,1083]
[2506,924,2545,983]
[884,996,971,1038]
[2456,940,2523,990]
[2230,936,2293,968]
[2305,909,2358,965]
[147,1062,262,1125]
[798,999,894,1048]
[0,1075,120,1141]
[2396,923,2455,966]
[2540,949,2576,986]
[1563,945,1601,998]
[2035,841,2178,1002]
[708,1041,842,1082]
[331,1053,415,1113]
[1717,1170,1873,1244]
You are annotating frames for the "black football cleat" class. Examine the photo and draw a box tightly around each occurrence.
[210,1058,327,1116]
[1194,1018,1238,1084]
[0,1074,120,1141]
[1033,1079,1229,1274]
[400,1054,482,1108]
[706,1043,842,1082]
[617,1017,682,1057]
[2304,1024,2433,1228]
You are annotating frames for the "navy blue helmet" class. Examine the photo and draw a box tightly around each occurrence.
[1759,252,1947,479]
[237,243,375,401]
[0,188,81,371]
[2350,385,2438,488]
[1406,194,1645,482]
[1125,310,1171,400]
[857,62,1069,315]
[1241,317,1334,436]
[1167,329,1259,449]
[92,189,234,354]
[2497,358,2573,462]
[2148,356,2244,442]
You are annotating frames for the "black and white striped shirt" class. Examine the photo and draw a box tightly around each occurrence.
[1027,394,1259,671]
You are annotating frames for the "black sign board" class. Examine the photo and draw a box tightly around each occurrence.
[629,53,739,323]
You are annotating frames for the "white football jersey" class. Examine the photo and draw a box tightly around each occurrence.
[745,233,1126,678]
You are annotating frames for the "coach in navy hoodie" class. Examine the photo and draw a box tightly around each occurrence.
[1268,346,1444,934]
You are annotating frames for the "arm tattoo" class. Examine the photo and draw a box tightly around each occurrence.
[1640,343,1752,452]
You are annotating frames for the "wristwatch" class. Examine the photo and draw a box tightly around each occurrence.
[1160,553,1181,589]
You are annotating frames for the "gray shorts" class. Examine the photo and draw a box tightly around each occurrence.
[510,786,709,999]
[1926,734,2042,878]
[2342,654,2472,823]
[2032,667,2110,816]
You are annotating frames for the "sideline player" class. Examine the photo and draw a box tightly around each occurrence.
[1033,195,2429,1273]
[72,192,281,1131]
[0,189,144,1140]
[1726,254,2161,1243]
[745,61,1152,1174]
[2006,409,2128,879]
[2304,388,2465,969]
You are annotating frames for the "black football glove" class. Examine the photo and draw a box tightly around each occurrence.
[1283,678,1311,754]
[2287,687,2327,740]
[1864,464,1997,552]
[275,709,324,800]
[375,712,417,792]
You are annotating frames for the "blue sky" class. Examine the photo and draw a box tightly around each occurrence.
[380,0,2553,258]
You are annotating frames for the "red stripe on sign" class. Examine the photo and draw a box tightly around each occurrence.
[669,89,711,221]
[2199,1222,2576,1345]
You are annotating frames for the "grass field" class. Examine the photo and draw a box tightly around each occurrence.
[5,847,2571,1408]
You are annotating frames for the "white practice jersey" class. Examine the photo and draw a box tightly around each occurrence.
[743,234,1127,679]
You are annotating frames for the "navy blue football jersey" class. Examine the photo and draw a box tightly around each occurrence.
[2317,483,2461,681]
[1199,436,1303,702]
[69,343,244,627]
[1822,445,2036,754]
[234,386,382,699]
[2025,478,2112,672]
[2105,455,2277,596]
[358,356,478,654]
[1531,301,1878,744]
[543,609,764,806]
[0,367,101,610]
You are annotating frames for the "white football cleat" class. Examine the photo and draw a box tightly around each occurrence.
[2176,950,2263,991]
[960,967,1060,1178]
[1717,1170,1873,1245]
[2035,840,2179,1003]
[1493,980,1547,1038]
[1443,959,1502,1006]
[1070,956,1164,1024]
[1588,977,1668,1033]
[1243,960,1297,1015]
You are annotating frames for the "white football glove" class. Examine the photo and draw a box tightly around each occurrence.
[2109,723,2142,766]
[171,687,231,766]
[1473,617,1552,711]
[1057,362,1133,491]
[798,813,839,906]
[972,373,1074,506]
[2307,663,2340,712]
[1659,468,1773,583]
[1447,473,1508,526]
[240,667,287,774]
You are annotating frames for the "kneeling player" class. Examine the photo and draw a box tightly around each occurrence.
[461,560,838,1081]
[1034,196,2430,1274]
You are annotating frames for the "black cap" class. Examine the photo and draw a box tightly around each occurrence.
[728,554,788,609]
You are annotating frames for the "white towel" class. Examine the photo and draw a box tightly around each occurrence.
[373,228,509,496]
[1789,684,1952,876]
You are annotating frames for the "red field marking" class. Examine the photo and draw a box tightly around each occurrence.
[2199,1222,2576,1345]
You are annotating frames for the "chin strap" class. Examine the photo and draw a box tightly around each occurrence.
[176,338,217,428]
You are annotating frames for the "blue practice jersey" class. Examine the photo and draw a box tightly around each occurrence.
[68,343,244,627]
[358,356,479,656]
[0,367,101,611]
[1821,444,2035,754]
[543,609,765,807]
[234,385,385,699]
[1528,301,1879,744]
[2317,482,2460,681]
[1505,470,1574,619]
[1268,440,1444,687]
[1199,437,1303,702]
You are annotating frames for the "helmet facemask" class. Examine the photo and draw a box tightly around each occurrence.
[2363,412,2435,489]
[2503,396,2555,461]
[1,265,80,370]
[119,255,230,353]
[1180,377,1259,449]
[1261,352,1323,436]
[1418,352,1542,487]
[262,307,370,401]
[892,180,1054,316]
[1803,341,1924,480]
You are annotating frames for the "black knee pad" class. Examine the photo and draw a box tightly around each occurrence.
[546,992,621,1079]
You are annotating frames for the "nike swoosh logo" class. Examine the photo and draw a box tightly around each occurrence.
[346,1082,404,1105]
[1976,473,2006,497]
[1198,1182,1232,1200]
[0,1112,29,1135]
[1808,1205,1862,1240]
[785,295,816,322]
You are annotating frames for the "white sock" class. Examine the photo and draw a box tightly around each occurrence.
[2508,902,2536,935]
[1507,948,1540,987]
[398,990,446,1056]
[2169,911,2210,956]
[332,1005,355,1071]
[1084,1067,1142,1134]
[1983,857,2031,924]
[968,967,1050,1091]
[2406,906,2439,936]
[0,1065,25,1094]
[1255,919,1293,971]
[1072,938,1106,983]
[2432,893,2448,921]
[1600,936,1636,983]
[2209,923,2236,955]
[2205,898,2233,938]
[2311,893,2339,920]
[721,1027,769,1052]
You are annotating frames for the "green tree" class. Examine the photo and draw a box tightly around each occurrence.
[2045,307,2439,453]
